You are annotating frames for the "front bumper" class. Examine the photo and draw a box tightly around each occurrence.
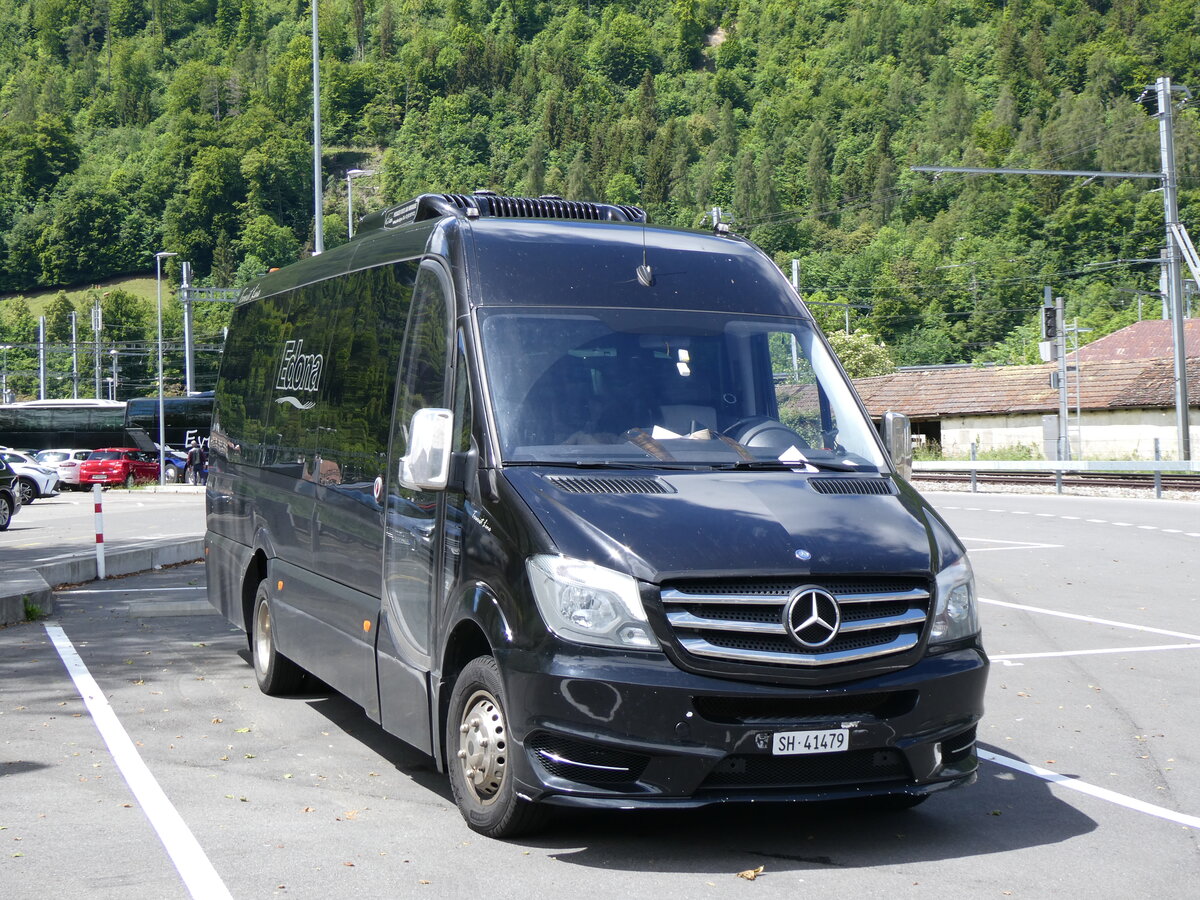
[497,644,988,809]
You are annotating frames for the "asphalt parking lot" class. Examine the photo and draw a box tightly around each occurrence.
[2,489,1198,897]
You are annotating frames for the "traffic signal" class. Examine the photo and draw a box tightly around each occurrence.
[1042,305,1058,340]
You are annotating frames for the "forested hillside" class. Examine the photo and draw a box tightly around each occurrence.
[1,0,1198,392]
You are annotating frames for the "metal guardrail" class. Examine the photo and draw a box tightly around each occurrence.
[914,460,1200,473]
[913,458,1200,499]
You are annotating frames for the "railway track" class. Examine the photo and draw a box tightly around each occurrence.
[912,470,1200,493]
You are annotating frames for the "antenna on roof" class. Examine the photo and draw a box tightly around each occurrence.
[637,222,655,287]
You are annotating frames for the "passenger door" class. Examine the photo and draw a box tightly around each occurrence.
[377,261,453,752]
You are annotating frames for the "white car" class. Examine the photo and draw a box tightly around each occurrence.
[35,448,94,491]
[0,448,61,505]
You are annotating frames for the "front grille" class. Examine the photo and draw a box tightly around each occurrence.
[545,474,675,495]
[660,577,930,668]
[693,692,917,725]
[700,749,910,790]
[942,726,977,765]
[526,733,650,788]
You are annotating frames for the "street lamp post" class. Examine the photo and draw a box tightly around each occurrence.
[346,169,376,239]
[155,251,178,486]
[0,344,11,403]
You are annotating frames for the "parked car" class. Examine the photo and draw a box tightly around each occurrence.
[158,446,188,483]
[0,456,21,530]
[0,447,61,505]
[78,448,161,489]
[35,448,94,491]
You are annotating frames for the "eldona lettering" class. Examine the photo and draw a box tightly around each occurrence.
[276,339,324,393]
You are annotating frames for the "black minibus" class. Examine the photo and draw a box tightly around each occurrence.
[205,192,987,837]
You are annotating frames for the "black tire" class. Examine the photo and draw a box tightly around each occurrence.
[250,582,305,695]
[124,472,136,489]
[0,496,11,530]
[446,656,548,839]
[163,464,179,484]
[16,478,35,505]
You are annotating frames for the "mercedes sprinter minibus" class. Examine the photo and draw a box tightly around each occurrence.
[206,192,987,837]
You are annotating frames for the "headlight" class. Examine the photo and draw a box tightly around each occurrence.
[930,549,979,644]
[527,555,660,651]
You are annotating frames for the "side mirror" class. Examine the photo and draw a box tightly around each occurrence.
[882,411,912,482]
[399,408,454,491]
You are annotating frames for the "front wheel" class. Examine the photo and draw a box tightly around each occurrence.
[163,464,179,483]
[446,656,547,838]
[251,582,305,695]
[0,496,11,530]
[16,478,35,505]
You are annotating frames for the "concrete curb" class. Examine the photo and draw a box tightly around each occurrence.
[0,537,205,626]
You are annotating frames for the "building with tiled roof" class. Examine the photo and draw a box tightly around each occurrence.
[852,324,1199,459]
[1067,319,1200,363]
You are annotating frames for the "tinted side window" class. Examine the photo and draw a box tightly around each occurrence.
[393,265,451,457]
[316,262,418,490]
[213,292,292,467]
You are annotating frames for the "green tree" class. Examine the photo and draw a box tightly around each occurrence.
[826,330,894,379]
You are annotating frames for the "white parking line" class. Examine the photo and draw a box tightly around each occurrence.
[991,642,1200,661]
[960,538,1063,552]
[939,505,1200,539]
[981,749,1200,830]
[980,597,1200,642]
[44,623,233,900]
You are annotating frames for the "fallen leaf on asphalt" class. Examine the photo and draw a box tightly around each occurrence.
[737,866,765,881]
[235,727,251,733]
[212,718,222,724]
[303,807,315,813]
[244,753,256,759]
[343,862,355,867]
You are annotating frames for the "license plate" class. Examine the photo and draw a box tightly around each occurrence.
[772,728,849,755]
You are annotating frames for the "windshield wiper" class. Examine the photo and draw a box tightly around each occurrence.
[714,458,868,473]
[504,460,700,470]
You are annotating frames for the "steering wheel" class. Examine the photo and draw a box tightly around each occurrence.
[722,416,809,452]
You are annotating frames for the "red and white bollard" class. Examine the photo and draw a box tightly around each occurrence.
[92,483,106,580]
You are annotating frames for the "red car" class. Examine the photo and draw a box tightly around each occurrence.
[78,448,161,489]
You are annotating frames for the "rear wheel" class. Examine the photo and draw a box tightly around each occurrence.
[0,496,11,530]
[446,656,547,838]
[16,478,35,505]
[251,582,305,695]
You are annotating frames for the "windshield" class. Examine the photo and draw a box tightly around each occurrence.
[478,308,886,470]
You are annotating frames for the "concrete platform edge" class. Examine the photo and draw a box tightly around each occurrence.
[1,537,205,626]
